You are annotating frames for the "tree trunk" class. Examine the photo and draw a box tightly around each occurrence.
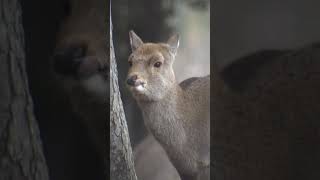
[0,0,50,180]
[109,11,138,180]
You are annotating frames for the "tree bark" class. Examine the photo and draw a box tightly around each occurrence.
[0,0,50,180]
[109,11,138,180]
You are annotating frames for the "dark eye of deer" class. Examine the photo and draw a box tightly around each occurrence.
[129,61,133,67]
[154,62,162,68]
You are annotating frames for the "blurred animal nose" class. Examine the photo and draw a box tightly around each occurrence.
[127,75,138,86]
[53,45,86,76]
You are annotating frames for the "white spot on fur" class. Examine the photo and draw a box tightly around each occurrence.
[135,85,145,92]
[81,74,108,99]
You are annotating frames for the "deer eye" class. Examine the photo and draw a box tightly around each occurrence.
[129,61,133,67]
[154,62,162,68]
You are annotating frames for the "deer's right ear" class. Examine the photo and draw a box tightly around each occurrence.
[129,30,143,52]
[167,33,179,57]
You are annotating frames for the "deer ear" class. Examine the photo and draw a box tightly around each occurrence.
[129,30,143,52]
[167,33,179,56]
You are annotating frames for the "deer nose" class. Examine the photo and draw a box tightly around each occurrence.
[127,75,138,86]
[52,44,86,76]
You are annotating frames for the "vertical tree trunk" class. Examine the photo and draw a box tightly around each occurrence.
[0,0,50,180]
[109,9,138,180]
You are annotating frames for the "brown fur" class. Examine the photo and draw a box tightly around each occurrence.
[53,2,186,180]
[127,31,210,180]
[212,44,320,180]
[52,0,108,163]
[134,135,181,180]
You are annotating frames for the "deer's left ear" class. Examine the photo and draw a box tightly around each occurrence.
[129,30,144,52]
[167,33,179,56]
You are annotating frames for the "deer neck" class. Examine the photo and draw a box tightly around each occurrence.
[138,83,188,149]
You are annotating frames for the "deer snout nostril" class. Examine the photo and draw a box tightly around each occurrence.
[127,75,138,86]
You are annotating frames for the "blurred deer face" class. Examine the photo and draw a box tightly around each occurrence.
[127,31,179,101]
[52,0,108,102]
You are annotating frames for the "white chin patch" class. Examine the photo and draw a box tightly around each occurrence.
[81,74,108,98]
[135,85,145,92]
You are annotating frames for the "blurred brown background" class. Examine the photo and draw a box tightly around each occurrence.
[213,0,320,69]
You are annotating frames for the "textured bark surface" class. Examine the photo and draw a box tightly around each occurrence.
[0,0,50,180]
[110,14,137,180]
[212,44,320,180]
